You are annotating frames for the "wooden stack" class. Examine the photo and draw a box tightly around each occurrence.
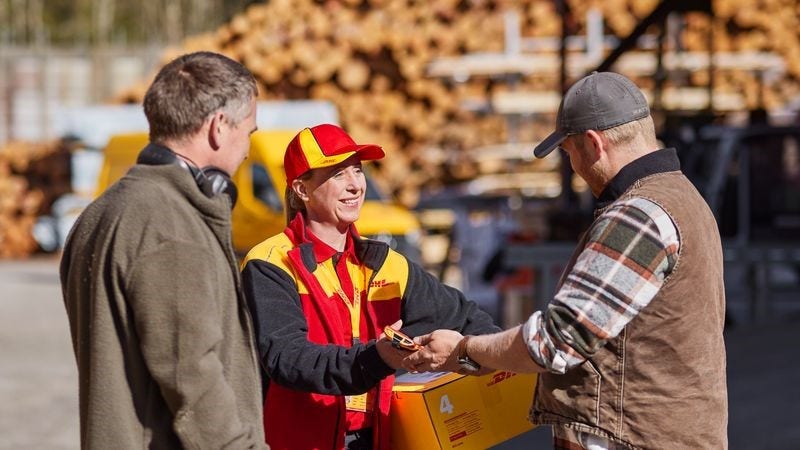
[110,0,800,206]
[681,0,800,109]
[0,140,72,258]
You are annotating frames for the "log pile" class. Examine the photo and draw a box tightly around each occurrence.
[571,0,800,111]
[0,140,72,258]
[104,0,800,207]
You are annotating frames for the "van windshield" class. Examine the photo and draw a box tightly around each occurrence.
[252,164,283,212]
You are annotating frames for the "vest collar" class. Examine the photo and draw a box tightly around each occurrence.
[596,148,680,209]
[285,214,389,273]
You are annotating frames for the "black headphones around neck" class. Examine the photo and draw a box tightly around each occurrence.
[136,143,238,208]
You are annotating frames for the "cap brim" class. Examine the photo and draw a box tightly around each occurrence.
[308,144,385,171]
[533,131,566,158]
[352,144,385,162]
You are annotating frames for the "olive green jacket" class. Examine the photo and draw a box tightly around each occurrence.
[61,163,266,449]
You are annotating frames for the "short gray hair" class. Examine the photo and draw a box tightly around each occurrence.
[144,51,257,143]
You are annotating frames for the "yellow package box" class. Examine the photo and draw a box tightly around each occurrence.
[390,370,537,450]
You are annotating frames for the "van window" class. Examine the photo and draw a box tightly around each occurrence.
[252,163,283,212]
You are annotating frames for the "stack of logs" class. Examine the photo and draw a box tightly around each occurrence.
[113,0,800,206]
[0,140,72,258]
[2,0,797,259]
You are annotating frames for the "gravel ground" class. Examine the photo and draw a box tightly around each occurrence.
[1,256,798,449]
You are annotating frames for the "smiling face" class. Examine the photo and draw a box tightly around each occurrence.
[295,155,366,233]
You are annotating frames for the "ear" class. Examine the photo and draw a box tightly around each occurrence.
[585,130,605,160]
[291,178,310,201]
[208,111,225,150]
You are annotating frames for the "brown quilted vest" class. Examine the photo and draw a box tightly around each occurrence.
[531,171,728,449]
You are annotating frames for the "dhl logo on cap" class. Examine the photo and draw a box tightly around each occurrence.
[284,124,385,183]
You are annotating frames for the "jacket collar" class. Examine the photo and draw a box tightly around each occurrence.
[596,148,680,209]
[127,162,231,224]
[285,214,389,273]
[285,214,354,262]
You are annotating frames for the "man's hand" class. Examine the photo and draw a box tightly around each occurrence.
[376,320,414,369]
[402,329,463,373]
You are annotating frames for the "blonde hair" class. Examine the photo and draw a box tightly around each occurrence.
[601,115,657,149]
[572,115,657,152]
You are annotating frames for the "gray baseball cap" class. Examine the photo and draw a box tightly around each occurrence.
[533,71,650,158]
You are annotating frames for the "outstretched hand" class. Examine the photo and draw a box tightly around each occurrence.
[376,320,413,369]
[402,329,463,373]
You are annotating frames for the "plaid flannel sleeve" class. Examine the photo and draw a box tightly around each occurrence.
[522,197,679,373]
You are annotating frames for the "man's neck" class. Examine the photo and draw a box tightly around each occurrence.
[160,136,209,169]
[595,145,657,196]
[595,147,679,207]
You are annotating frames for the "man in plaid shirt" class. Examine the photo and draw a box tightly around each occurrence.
[404,72,727,449]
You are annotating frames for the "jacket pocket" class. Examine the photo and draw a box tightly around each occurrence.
[534,359,602,426]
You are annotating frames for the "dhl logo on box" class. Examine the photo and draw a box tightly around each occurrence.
[391,370,538,450]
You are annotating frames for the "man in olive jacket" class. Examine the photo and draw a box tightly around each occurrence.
[61,52,268,449]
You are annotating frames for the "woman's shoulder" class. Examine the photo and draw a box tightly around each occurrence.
[243,232,294,265]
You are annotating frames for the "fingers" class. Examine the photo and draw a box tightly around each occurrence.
[379,320,404,343]
[402,349,453,373]
[376,338,412,370]
[402,349,424,372]
[412,332,433,346]
[401,329,465,373]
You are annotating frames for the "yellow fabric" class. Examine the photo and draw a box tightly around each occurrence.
[299,127,356,170]
[241,233,308,295]
[315,259,364,339]
[367,250,408,302]
[242,233,409,303]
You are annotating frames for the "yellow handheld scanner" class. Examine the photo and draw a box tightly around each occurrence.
[384,326,421,351]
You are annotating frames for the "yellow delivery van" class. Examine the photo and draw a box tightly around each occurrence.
[95,131,421,258]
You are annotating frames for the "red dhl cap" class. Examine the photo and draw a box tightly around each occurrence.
[284,124,385,183]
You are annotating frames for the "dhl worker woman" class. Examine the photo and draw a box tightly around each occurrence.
[241,124,499,450]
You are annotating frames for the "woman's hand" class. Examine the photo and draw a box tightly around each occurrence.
[376,320,414,369]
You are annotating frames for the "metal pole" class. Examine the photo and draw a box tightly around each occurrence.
[707,14,715,113]
[654,18,666,113]
[504,10,521,143]
[0,50,7,143]
[555,0,578,210]
[586,8,603,64]
[504,10,521,56]
[556,0,569,94]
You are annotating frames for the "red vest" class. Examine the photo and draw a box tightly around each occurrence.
[262,218,404,450]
